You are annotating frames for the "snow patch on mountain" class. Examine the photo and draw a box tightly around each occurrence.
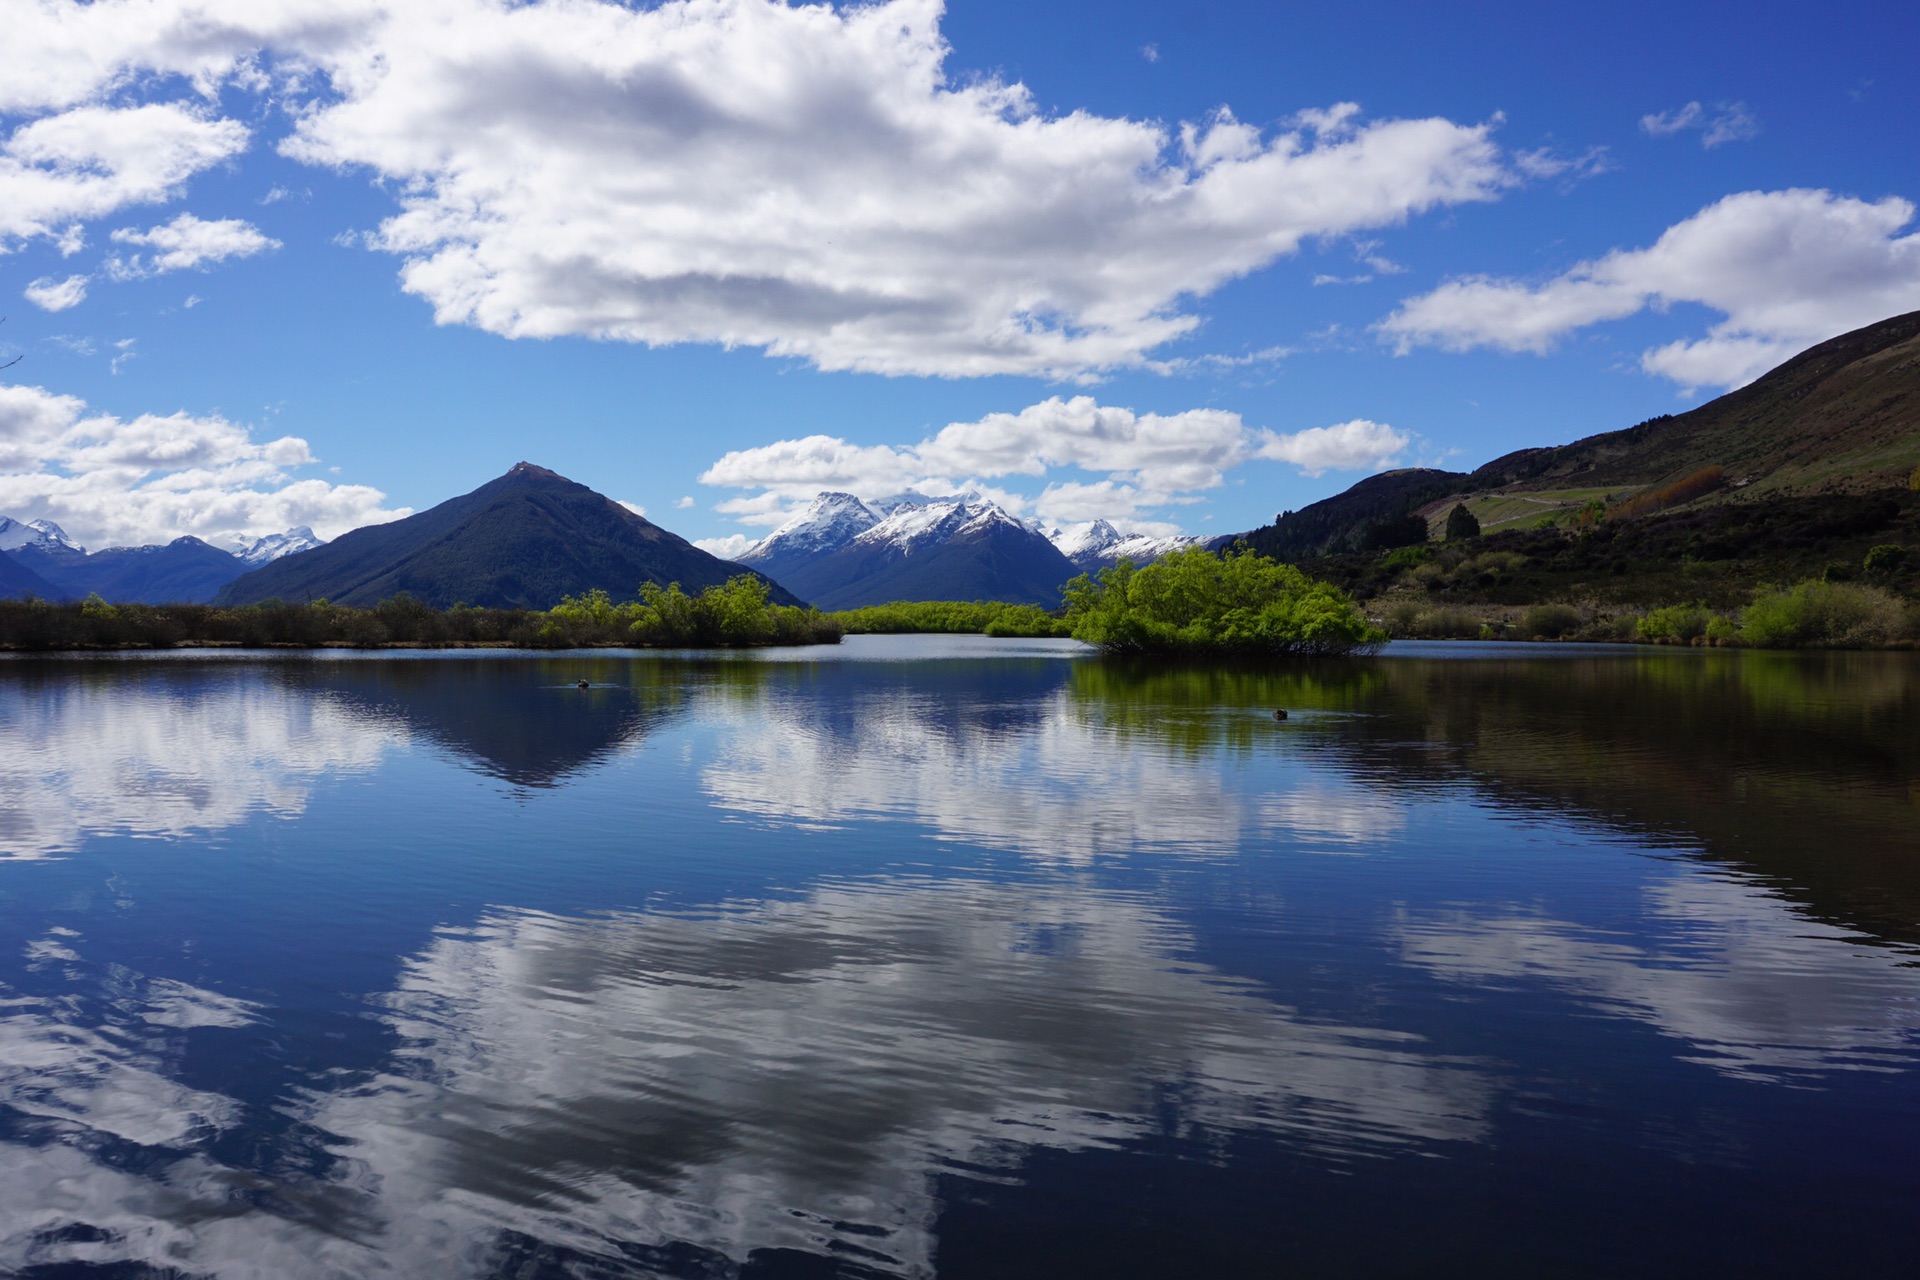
[0,516,83,554]
[855,495,1027,555]
[237,526,325,566]
[737,493,880,565]
[1045,520,1197,570]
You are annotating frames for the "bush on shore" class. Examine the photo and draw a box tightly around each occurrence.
[548,577,841,647]
[1738,579,1913,649]
[828,600,1070,637]
[1381,600,1486,639]
[1063,545,1383,657]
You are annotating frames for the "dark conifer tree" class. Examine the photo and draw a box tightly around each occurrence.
[1445,503,1481,541]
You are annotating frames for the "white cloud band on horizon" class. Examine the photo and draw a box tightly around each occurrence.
[0,381,407,549]
[1,0,1513,378]
[1376,188,1920,390]
[699,395,1409,531]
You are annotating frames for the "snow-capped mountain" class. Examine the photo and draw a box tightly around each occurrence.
[736,493,882,583]
[0,515,83,554]
[14,535,251,604]
[1044,520,1198,571]
[238,526,326,566]
[738,492,1078,610]
[854,494,1033,555]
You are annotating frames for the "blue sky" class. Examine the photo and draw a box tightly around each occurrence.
[2,0,1916,554]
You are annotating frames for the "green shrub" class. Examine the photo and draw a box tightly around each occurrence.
[1637,602,1716,644]
[1381,544,1434,573]
[1863,544,1908,579]
[617,576,841,647]
[1063,546,1382,656]
[1740,579,1910,649]
[1410,606,1483,639]
[1382,599,1424,637]
[1520,603,1581,639]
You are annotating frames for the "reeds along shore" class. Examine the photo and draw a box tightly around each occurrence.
[0,577,843,651]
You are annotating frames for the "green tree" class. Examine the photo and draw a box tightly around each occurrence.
[1062,545,1382,657]
[1444,503,1481,541]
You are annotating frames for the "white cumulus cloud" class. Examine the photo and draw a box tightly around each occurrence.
[24,273,89,311]
[1257,418,1409,476]
[700,395,1407,529]
[106,212,280,278]
[0,104,248,247]
[0,0,1514,378]
[1377,188,1920,390]
[0,381,406,548]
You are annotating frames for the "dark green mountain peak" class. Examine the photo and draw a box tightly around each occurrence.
[218,463,803,610]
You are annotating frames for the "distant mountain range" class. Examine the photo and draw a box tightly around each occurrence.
[729,492,1199,610]
[217,462,798,610]
[1043,519,1198,572]
[0,516,323,604]
[734,492,1077,610]
[19,311,1913,615]
[1238,309,1920,561]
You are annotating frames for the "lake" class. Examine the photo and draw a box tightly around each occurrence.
[2,636,1917,1277]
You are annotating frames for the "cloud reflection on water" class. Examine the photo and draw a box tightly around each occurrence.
[0,673,406,860]
[0,882,1490,1275]
[1395,874,1920,1080]
[297,878,1489,1276]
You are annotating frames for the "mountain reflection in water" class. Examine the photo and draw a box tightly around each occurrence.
[0,640,1916,1277]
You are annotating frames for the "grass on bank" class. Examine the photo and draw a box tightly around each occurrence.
[828,600,1071,637]
[0,575,842,651]
[1376,575,1918,648]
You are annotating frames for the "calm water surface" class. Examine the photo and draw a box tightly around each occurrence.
[1,636,1916,1277]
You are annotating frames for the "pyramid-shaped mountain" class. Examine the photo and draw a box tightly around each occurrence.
[218,463,802,609]
[741,493,1078,610]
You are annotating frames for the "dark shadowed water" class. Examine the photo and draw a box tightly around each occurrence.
[2,636,1917,1278]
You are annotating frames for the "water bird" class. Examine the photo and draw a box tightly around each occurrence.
[577,679,590,689]
[1272,708,1289,721]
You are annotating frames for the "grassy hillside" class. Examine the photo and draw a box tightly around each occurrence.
[1230,311,1920,637]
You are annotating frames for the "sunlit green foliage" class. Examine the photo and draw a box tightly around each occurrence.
[549,576,842,647]
[1739,579,1914,649]
[1380,544,1433,573]
[828,600,1070,637]
[1635,602,1737,645]
[1062,546,1383,656]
